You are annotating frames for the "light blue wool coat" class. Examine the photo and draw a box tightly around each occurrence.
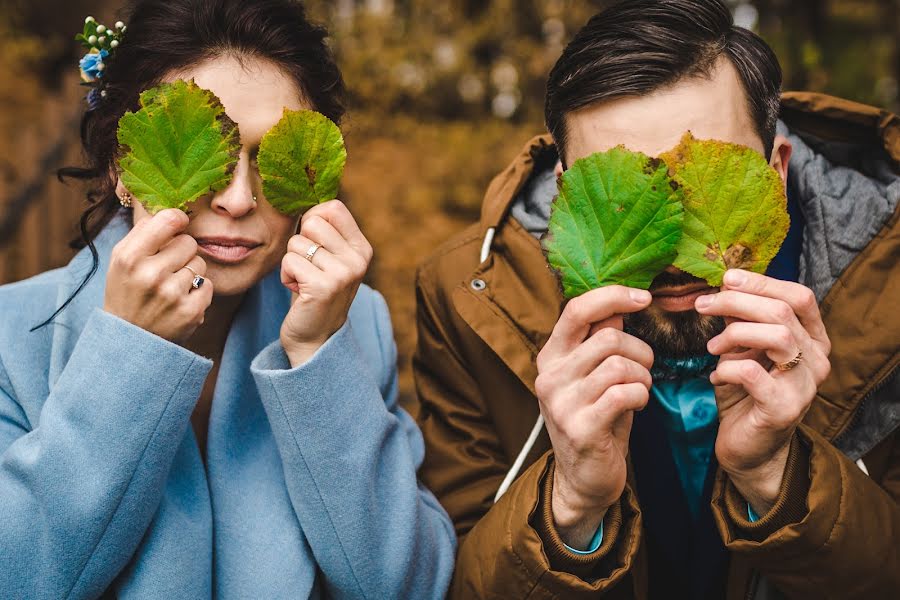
[0,214,456,599]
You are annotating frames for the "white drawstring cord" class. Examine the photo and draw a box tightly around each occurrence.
[494,414,545,502]
[480,227,496,264]
[856,458,869,476]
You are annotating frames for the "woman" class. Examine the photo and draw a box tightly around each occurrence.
[0,1,455,598]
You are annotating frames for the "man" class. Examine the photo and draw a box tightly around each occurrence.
[415,1,900,598]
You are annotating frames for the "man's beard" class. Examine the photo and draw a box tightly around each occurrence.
[623,270,725,361]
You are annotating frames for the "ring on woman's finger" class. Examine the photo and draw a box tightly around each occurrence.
[775,348,803,371]
[182,265,205,290]
[304,243,322,262]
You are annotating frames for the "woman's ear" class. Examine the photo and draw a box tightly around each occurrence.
[769,135,793,190]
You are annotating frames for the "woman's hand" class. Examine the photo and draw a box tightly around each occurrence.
[280,200,373,367]
[104,209,213,344]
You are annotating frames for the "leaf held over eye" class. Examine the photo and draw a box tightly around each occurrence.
[660,132,790,286]
[542,147,685,298]
[116,80,241,214]
[257,109,347,216]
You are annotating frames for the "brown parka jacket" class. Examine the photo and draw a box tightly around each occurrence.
[414,93,900,599]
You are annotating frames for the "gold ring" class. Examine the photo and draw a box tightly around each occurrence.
[775,349,803,371]
[305,243,321,262]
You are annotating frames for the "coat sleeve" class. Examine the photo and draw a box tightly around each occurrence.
[0,309,211,600]
[413,268,642,599]
[712,424,900,598]
[250,290,456,600]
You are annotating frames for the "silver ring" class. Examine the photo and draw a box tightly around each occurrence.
[183,265,205,290]
[304,243,321,262]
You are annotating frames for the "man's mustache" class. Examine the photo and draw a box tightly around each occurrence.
[648,270,708,292]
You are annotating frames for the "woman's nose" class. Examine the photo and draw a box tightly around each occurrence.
[210,153,256,218]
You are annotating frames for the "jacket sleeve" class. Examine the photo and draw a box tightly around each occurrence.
[712,424,900,598]
[414,269,642,599]
[250,290,456,600]
[0,309,212,600]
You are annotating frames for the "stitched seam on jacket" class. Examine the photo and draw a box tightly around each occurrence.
[268,378,367,598]
[467,287,538,356]
[66,357,202,599]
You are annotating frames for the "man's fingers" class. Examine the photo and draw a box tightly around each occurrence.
[579,356,652,403]
[707,322,801,365]
[711,359,812,426]
[695,289,811,349]
[721,269,830,352]
[544,286,652,358]
[565,327,655,377]
[126,209,189,257]
[591,382,650,429]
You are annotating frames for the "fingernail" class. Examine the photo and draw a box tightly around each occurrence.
[724,270,745,287]
[630,289,651,303]
[695,294,713,309]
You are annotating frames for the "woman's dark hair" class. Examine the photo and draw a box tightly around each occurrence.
[37,0,346,329]
[545,0,782,164]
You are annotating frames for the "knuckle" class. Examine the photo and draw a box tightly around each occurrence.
[603,355,629,379]
[773,302,794,323]
[797,287,817,312]
[594,326,620,349]
[776,326,793,347]
[563,298,585,324]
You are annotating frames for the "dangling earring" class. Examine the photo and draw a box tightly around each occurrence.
[119,191,133,208]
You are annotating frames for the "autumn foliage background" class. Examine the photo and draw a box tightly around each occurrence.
[1,0,898,408]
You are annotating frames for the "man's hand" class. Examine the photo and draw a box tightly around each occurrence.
[535,286,654,549]
[697,269,831,516]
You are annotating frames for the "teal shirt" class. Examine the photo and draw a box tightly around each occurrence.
[652,379,719,519]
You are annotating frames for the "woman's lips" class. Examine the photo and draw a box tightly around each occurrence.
[650,282,716,312]
[195,238,261,264]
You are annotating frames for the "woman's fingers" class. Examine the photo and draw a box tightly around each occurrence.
[281,251,320,292]
[299,214,354,259]
[124,209,189,257]
[286,235,345,275]
[302,200,372,260]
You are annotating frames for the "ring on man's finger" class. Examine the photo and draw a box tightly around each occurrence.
[775,348,803,371]
[182,265,205,290]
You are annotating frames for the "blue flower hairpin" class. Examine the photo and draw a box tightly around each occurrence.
[76,16,126,108]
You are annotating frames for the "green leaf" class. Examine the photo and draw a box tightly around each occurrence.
[257,109,347,216]
[542,147,685,298]
[116,80,241,214]
[660,132,790,286]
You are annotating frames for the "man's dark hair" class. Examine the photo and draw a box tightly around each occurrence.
[545,0,782,162]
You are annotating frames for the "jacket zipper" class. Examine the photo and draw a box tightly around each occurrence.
[744,570,760,600]
[832,364,899,449]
